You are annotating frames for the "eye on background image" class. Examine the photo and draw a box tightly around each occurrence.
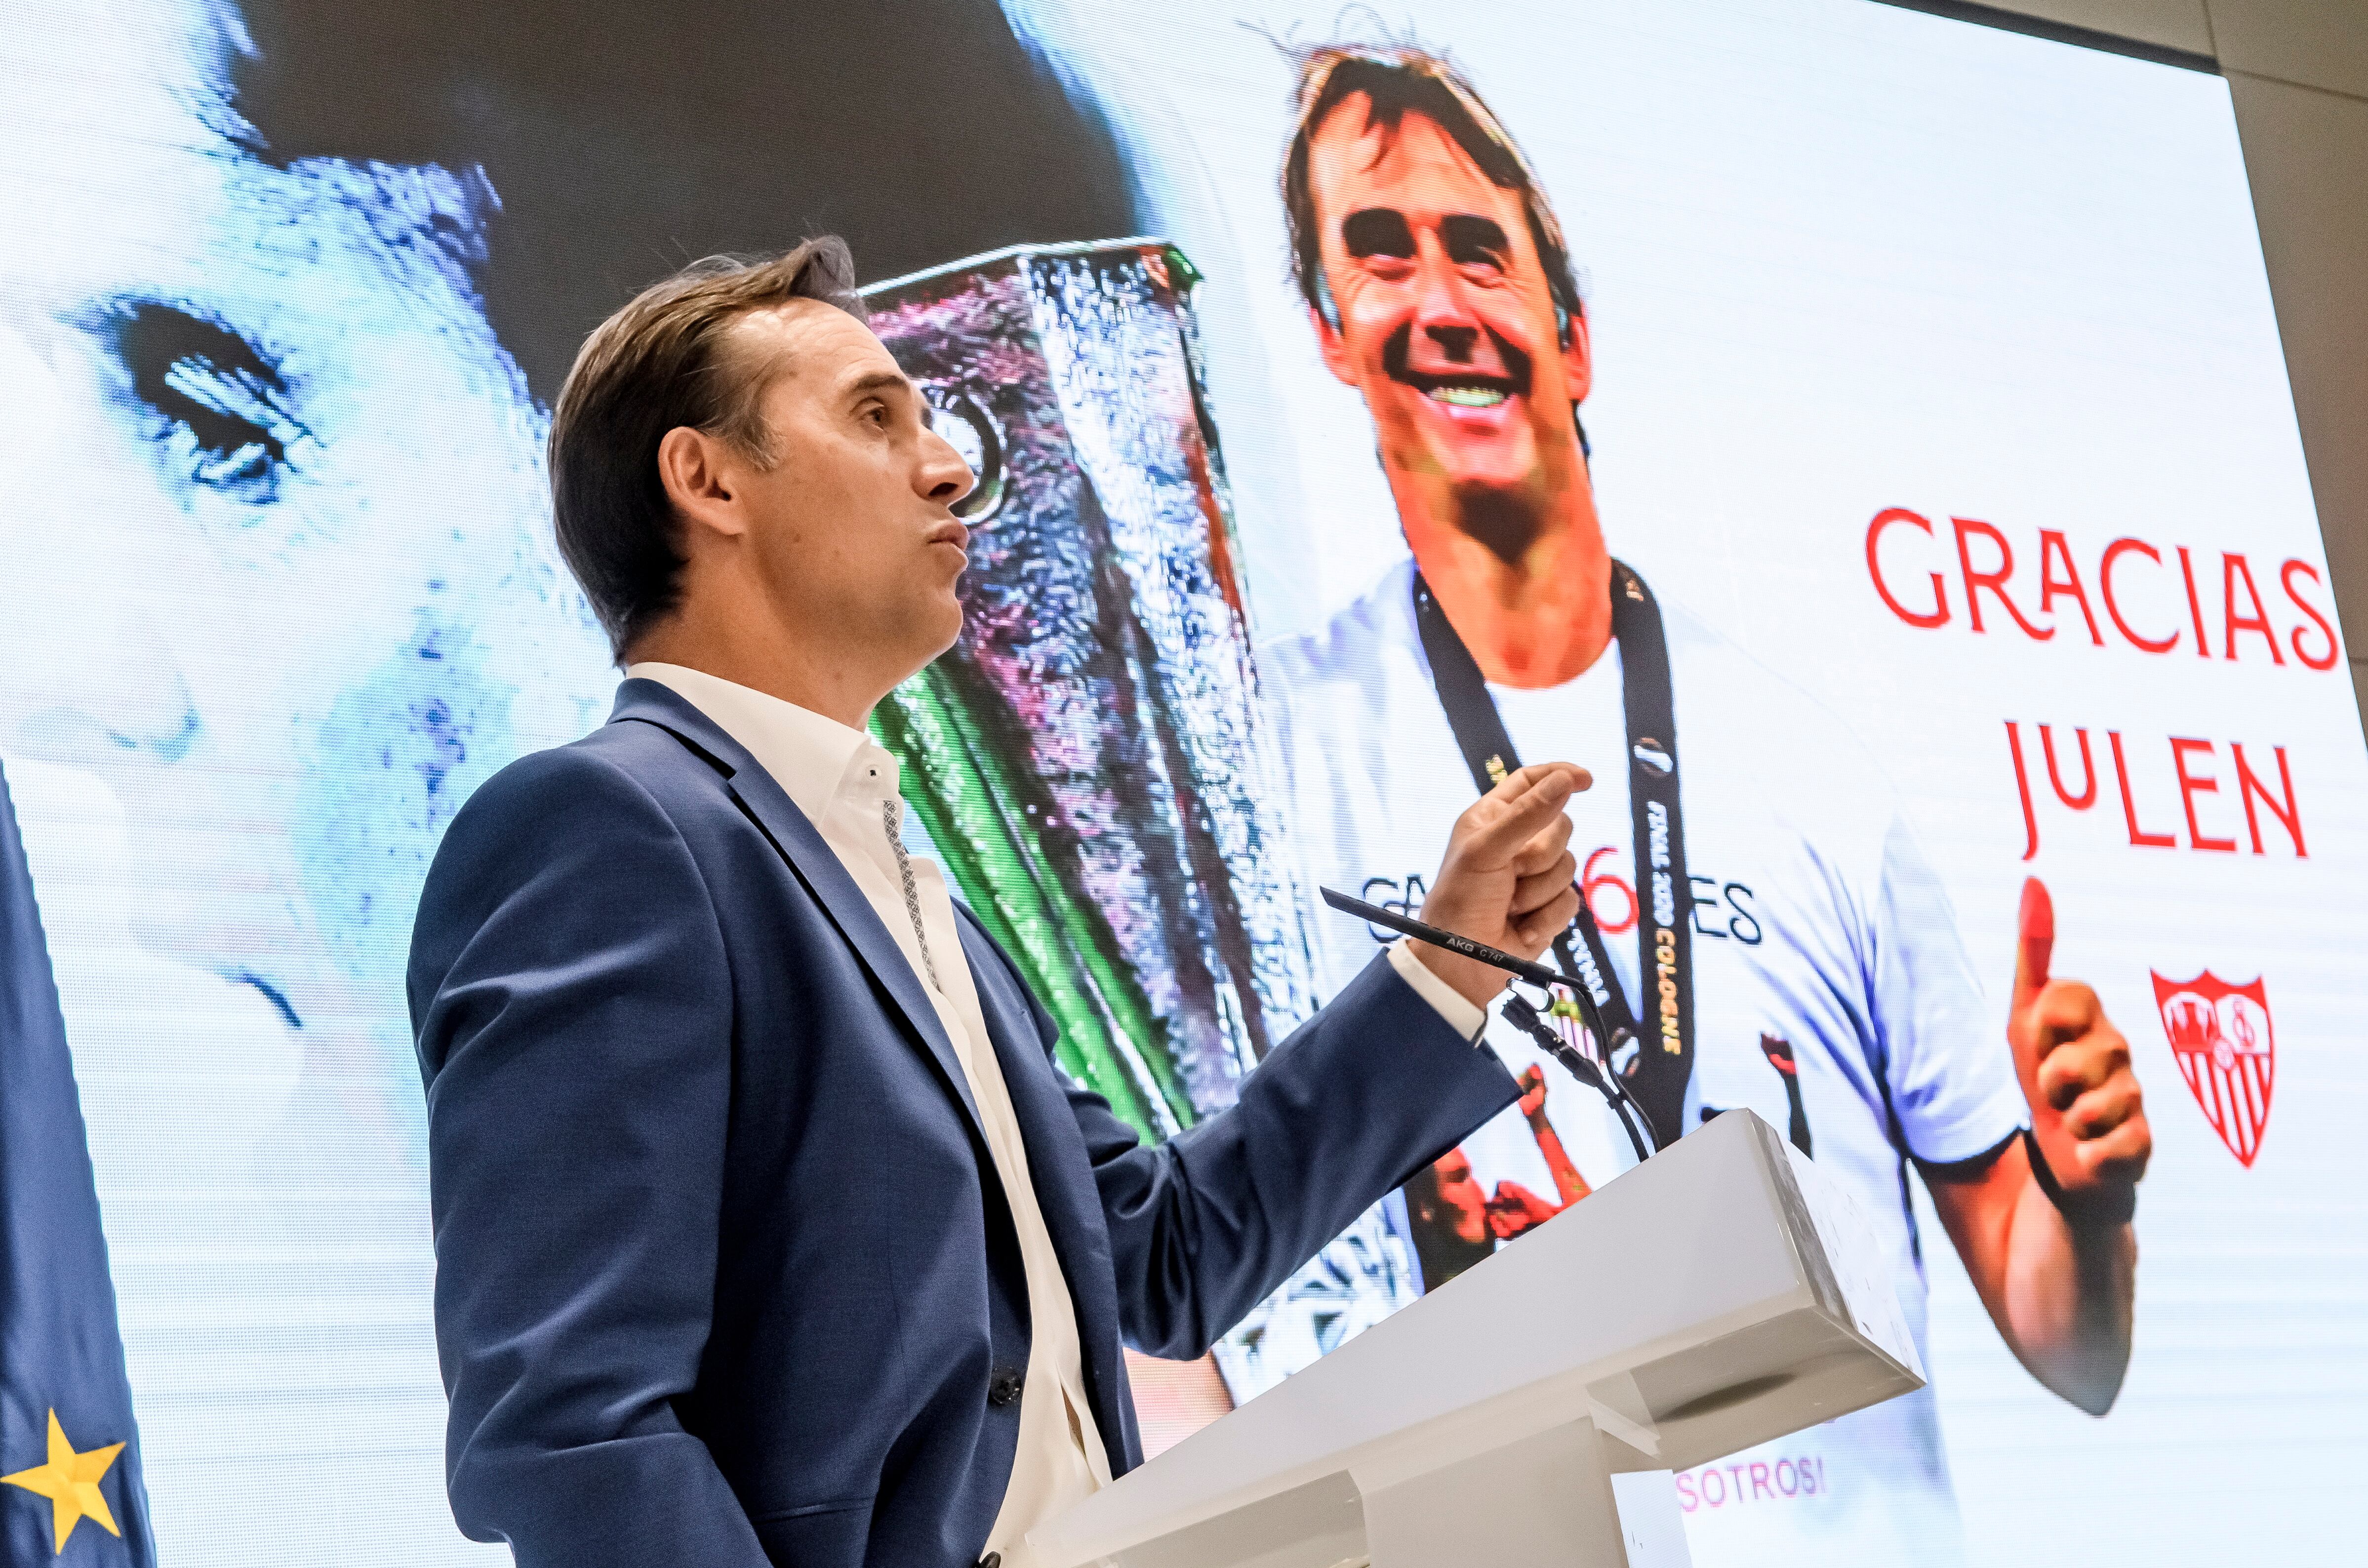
[924,383,1006,524]
[99,300,311,506]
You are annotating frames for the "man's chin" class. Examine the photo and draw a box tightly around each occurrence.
[922,596,965,662]
[1414,434,1546,500]
[1376,398,1537,484]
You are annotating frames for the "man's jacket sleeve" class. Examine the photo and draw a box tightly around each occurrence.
[406,748,768,1568]
[1048,951,1520,1360]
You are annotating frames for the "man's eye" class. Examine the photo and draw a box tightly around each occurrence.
[1343,208,1416,260]
[1442,215,1514,276]
[102,302,309,502]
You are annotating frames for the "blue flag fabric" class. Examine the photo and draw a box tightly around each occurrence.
[0,764,158,1562]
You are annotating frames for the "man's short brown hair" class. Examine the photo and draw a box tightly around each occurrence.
[1279,45,1582,344]
[550,238,868,660]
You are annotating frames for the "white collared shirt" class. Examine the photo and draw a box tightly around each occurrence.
[627,661,1482,1563]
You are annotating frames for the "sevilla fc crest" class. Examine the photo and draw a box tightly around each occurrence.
[2151,970,2275,1167]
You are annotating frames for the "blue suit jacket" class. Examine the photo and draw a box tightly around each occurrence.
[407,681,1518,1567]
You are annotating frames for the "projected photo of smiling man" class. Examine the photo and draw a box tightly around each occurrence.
[1290,48,1600,685]
[1266,42,2150,1568]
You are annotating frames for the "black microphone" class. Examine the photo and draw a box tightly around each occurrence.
[1319,886,1659,1161]
[1499,994,1652,1165]
[1320,885,1567,987]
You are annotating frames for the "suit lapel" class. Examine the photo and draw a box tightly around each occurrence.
[608,680,988,1147]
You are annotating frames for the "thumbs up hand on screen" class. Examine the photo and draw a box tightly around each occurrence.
[2010,878,2153,1216]
[1925,877,2146,1413]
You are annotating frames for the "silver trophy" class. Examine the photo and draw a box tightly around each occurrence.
[862,242,1414,1395]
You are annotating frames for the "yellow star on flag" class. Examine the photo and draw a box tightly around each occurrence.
[3,1409,124,1555]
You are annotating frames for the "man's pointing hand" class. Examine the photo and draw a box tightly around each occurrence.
[1411,762,1590,1008]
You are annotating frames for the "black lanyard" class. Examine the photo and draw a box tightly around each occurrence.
[1413,560,1694,1148]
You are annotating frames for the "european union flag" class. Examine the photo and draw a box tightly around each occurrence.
[0,764,157,1561]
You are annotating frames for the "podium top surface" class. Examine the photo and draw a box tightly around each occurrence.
[1033,1110,1923,1568]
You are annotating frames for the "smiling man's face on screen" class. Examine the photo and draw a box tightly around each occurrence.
[1304,93,1591,553]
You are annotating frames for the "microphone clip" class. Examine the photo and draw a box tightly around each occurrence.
[1499,993,1656,1165]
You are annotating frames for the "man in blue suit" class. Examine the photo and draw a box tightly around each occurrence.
[407,238,1588,1568]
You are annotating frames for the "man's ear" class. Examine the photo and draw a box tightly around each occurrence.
[655,426,747,540]
[1561,314,1592,407]
[1311,304,1360,389]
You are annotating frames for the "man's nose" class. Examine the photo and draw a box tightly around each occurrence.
[1409,242,1485,354]
[0,322,196,765]
[2,587,204,767]
[917,425,976,506]
[1423,325,1480,364]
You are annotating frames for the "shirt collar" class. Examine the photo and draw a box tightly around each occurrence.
[624,662,895,824]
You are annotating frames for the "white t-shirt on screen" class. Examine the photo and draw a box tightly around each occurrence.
[1262,558,2029,1568]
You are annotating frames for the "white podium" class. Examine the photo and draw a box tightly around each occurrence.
[1031,1109,1924,1568]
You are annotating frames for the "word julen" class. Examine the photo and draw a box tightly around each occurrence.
[1866,508,2341,667]
[2007,723,2303,862]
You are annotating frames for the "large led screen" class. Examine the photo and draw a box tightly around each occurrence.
[1,0,2359,1565]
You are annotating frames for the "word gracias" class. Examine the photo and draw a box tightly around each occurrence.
[1865,509,2340,667]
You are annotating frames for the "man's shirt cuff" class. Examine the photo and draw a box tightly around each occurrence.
[1386,938,1489,1043]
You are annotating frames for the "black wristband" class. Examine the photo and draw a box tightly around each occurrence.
[2023,1127,2137,1228]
